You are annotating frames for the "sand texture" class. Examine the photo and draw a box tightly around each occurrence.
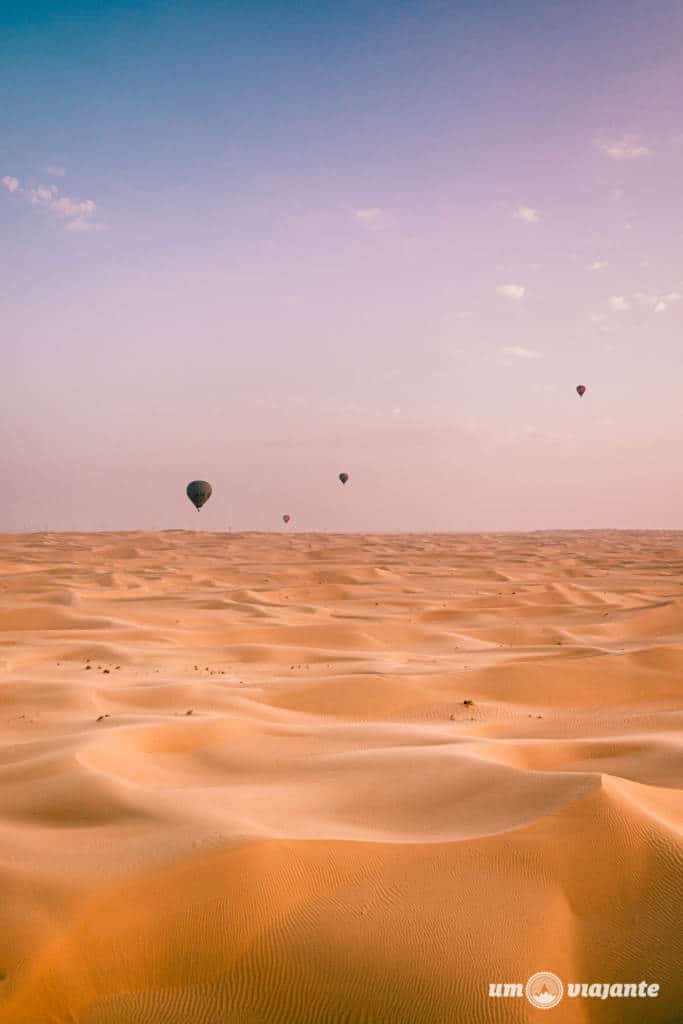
[0,530,681,1023]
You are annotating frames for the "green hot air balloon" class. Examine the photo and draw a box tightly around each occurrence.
[339,472,349,485]
[186,480,212,510]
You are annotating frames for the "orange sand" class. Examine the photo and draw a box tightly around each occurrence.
[0,530,680,1023]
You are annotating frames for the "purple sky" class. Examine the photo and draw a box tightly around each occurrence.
[3,1,683,532]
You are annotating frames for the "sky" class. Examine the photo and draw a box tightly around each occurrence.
[3,0,683,532]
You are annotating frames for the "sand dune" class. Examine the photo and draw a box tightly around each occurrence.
[0,530,680,1022]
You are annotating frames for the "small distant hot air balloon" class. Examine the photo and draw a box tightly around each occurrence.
[186,480,212,510]
[282,514,291,524]
[576,385,586,397]
[339,472,349,485]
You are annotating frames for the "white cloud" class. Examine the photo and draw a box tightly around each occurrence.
[47,165,65,177]
[513,205,540,224]
[2,174,101,230]
[637,290,681,313]
[599,135,650,160]
[590,313,611,334]
[53,196,96,218]
[502,345,540,359]
[353,208,389,230]
[65,217,91,233]
[590,260,608,271]
[29,184,59,206]
[602,289,683,317]
[66,216,104,233]
[496,283,526,301]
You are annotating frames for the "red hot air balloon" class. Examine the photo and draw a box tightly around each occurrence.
[282,514,291,524]
[576,385,586,397]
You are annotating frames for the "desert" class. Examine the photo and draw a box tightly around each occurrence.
[0,528,680,1022]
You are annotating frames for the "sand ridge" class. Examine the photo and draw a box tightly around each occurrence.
[0,530,681,1022]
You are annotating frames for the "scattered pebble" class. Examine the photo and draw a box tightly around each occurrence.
[463,699,474,706]
[96,714,110,722]
[102,669,110,674]
[185,709,194,715]
[84,665,92,670]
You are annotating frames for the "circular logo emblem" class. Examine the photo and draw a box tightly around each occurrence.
[525,972,564,1009]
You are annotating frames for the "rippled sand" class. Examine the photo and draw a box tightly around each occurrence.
[0,530,681,1023]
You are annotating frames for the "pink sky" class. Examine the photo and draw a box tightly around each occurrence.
[3,2,683,531]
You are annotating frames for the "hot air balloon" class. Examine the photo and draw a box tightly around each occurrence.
[282,514,291,524]
[339,473,349,485]
[186,480,212,510]
[576,385,586,397]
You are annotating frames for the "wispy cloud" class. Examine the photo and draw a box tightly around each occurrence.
[590,313,611,334]
[589,260,608,271]
[66,216,103,233]
[501,345,540,359]
[635,290,681,313]
[353,207,390,231]
[598,135,650,160]
[607,289,680,316]
[47,165,65,177]
[496,283,526,301]
[1,174,102,231]
[513,205,540,224]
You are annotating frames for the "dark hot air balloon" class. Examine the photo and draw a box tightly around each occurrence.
[282,514,291,524]
[576,385,586,397]
[186,480,212,510]
[339,472,349,485]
